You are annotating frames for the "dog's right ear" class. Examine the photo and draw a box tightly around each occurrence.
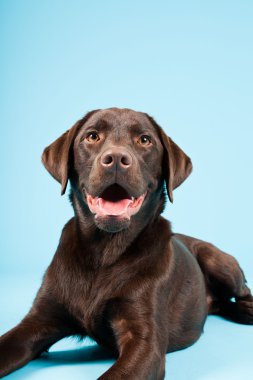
[42,110,99,195]
[41,120,83,195]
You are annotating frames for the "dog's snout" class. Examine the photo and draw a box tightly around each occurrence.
[101,148,132,170]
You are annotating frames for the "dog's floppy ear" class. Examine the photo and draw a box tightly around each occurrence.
[42,110,99,195]
[42,120,83,195]
[160,131,193,203]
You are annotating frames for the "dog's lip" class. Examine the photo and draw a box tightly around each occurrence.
[85,184,147,219]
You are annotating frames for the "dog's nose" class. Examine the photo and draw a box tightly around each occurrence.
[101,148,132,170]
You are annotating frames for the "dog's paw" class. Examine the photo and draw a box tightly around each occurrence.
[219,295,253,325]
[235,299,253,324]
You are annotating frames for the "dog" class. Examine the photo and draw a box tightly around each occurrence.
[0,108,252,380]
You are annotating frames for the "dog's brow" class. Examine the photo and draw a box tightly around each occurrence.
[84,119,110,131]
[128,123,152,134]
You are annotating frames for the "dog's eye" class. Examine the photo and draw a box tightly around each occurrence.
[86,132,100,143]
[138,135,152,146]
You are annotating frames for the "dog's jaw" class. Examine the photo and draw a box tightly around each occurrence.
[84,184,147,232]
[86,193,146,219]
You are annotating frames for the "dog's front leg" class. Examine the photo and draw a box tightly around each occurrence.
[0,292,77,378]
[98,311,166,380]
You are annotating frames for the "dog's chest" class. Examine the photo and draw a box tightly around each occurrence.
[66,267,128,337]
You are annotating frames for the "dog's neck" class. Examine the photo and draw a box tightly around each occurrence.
[69,185,167,267]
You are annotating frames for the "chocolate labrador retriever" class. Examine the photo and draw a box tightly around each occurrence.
[0,108,252,379]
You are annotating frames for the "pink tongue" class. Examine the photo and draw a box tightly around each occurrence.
[98,198,132,216]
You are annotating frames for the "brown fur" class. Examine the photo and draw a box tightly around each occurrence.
[0,108,252,380]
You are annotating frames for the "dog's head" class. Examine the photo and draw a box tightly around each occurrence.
[42,108,192,232]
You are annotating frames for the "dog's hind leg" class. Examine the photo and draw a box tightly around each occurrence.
[175,233,253,325]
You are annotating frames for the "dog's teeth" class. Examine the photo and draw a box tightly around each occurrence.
[131,196,134,201]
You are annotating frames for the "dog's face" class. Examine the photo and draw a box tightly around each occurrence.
[73,108,165,232]
[42,108,192,232]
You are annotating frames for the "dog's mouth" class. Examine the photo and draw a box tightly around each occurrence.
[86,184,146,220]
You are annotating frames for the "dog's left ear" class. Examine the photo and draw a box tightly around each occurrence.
[160,131,193,203]
[42,120,83,195]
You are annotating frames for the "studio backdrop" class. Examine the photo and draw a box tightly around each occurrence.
[0,1,252,380]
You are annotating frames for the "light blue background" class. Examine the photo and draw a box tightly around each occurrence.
[0,1,252,379]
